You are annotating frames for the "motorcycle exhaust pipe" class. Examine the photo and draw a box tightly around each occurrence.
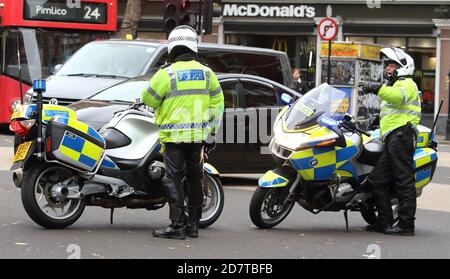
[12,170,23,188]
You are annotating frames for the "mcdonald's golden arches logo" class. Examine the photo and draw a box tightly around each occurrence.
[272,38,288,52]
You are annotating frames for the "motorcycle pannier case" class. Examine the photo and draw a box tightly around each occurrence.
[45,117,106,172]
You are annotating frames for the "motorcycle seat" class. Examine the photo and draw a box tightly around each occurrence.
[356,137,383,166]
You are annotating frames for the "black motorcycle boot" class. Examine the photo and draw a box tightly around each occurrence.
[153,205,186,240]
[384,225,415,236]
[186,206,202,238]
[366,223,392,233]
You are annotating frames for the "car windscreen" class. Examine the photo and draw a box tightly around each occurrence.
[56,43,156,78]
[91,78,148,102]
[199,50,285,85]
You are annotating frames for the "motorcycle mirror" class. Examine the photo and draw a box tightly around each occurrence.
[343,114,352,122]
[281,93,293,105]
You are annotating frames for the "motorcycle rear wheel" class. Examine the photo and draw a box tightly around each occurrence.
[21,162,85,229]
[249,187,295,229]
[199,174,224,228]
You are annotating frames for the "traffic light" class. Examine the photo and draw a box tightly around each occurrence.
[164,0,197,35]
[203,0,222,35]
[180,0,197,29]
[164,0,179,34]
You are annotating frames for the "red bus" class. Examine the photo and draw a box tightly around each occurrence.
[0,0,117,125]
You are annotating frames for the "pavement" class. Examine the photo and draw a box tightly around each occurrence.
[1,133,450,259]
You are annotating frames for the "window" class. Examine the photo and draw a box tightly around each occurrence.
[4,28,110,84]
[149,51,169,75]
[376,37,406,48]
[199,50,284,85]
[220,81,238,108]
[345,36,375,44]
[241,81,276,108]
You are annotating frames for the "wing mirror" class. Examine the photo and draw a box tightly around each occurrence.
[52,64,63,74]
[281,93,293,105]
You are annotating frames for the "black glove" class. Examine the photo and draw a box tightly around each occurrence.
[361,83,381,95]
[361,80,389,95]
[203,134,216,154]
[368,113,380,130]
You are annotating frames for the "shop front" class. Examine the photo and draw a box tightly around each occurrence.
[219,0,447,127]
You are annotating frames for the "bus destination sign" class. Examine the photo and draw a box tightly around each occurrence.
[23,0,107,24]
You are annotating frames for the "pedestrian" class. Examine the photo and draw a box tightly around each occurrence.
[364,47,421,236]
[291,68,309,95]
[141,25,224,240]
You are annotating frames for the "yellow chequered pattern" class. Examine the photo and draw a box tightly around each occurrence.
[55,117,105,171]
[416,132,430,148]
[259,170,289,187]
[414,147,437,189]
[289,139,359,181]
[42,105,77,122]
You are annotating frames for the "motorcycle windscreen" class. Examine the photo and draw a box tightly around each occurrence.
[283,83,347,131]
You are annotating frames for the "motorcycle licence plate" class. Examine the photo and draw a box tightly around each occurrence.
[13,141,32,162]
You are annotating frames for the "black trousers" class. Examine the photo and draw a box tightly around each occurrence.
[162,143,204,209]
[368,124,417,229]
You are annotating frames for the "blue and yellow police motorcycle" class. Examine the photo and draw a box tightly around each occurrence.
[250,83,438,231]
[10,81,224,229]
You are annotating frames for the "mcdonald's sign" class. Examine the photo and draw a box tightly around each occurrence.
[272,38,288,52]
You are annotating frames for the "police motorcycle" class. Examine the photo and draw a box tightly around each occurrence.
[10,80,224,229]
[249,83,438,231]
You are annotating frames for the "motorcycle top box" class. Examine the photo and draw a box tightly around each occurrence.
[45,117,106,172]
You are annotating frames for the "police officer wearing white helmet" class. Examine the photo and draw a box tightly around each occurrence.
[142,25,224,239]
[364,47,421,236]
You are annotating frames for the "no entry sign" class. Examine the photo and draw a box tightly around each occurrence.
[318,18,338,41]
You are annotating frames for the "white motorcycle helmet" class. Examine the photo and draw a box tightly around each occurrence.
[379,47,415,79]
[167,25,198,55]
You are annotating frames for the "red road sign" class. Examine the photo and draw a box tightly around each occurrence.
[318,18,338,41]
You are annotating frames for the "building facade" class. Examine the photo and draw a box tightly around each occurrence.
[122,0,450,136]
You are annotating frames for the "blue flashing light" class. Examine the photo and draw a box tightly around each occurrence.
[33,80,46,93]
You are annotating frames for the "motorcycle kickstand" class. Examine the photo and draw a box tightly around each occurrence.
[110,208,115,225]
[344,209,349,233]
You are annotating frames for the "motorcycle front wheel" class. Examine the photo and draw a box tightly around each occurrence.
[249,187,295,229]
[21,162,85,229]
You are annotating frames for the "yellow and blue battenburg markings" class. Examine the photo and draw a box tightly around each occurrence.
[289,139,359,181]
[177,70,205,81]
[413,147,437,188]
[100,156,118,169]
[204,163,219,175]
[416,132,430,148]
[54,117,105,170]
[11,104,76,122]
[259,170,289,188]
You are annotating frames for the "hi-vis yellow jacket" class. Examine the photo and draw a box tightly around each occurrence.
[378,77,421,136]
[142,60,224,143]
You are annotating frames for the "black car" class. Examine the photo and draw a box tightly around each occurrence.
[70,74,301,174]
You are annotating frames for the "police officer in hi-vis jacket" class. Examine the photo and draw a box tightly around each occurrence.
[142,25,224,239]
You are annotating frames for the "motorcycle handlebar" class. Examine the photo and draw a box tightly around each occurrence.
[341,121,371,137]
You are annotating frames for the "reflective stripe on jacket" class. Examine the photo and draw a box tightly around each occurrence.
[378,78,421,136]
[141,60,224,143]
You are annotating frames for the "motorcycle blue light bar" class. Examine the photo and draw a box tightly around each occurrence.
[33,80,46,92]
